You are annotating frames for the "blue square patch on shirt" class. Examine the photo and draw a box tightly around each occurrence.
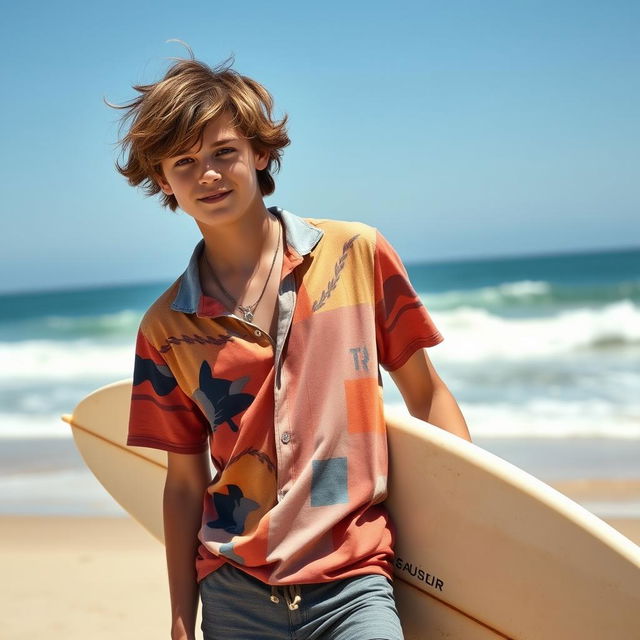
[311,457,349,506]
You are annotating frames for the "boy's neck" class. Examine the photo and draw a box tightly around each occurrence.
[196,202,279,282]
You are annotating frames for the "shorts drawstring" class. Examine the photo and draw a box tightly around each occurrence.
[286,585,302,610]
[270,584,302,610]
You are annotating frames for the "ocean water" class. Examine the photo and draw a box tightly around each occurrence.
[1,247,639,516]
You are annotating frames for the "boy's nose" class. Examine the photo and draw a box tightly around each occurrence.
[199,165,222,183]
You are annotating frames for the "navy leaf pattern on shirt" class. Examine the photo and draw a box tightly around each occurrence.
[132,355,178,396]
[207,484,259,534]
[193,361,254,433]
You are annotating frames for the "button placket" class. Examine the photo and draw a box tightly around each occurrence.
[273,271,297,501]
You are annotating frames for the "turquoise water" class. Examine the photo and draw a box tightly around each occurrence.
[1,246,639,515]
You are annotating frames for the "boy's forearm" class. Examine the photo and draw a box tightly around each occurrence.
[163,485,204,640]
[424,383,472,442]
[389,348,472,442]
[390,349,471,442]
[404,379,472,442]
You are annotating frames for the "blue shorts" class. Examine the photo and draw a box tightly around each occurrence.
[199,563,404,640]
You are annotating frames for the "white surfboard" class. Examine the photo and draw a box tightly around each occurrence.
[62,380,640,639]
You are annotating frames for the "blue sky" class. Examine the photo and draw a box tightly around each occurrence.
[1,0,638,293]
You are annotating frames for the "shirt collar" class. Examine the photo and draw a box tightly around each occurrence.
[170,206,324,315]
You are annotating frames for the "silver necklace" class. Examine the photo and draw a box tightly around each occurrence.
[207,218,282,323]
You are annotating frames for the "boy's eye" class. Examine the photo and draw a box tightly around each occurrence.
[173,149,234,167]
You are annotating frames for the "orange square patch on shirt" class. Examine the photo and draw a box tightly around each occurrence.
[345,377,384,433]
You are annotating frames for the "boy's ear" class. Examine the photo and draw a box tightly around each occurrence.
[254,148,269,172]
[153,171,173,195]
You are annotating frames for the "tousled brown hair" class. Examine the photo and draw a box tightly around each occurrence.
[108,50,290,211]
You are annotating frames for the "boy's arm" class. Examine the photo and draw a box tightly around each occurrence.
[389,348,472,442]
[164,449,212,640]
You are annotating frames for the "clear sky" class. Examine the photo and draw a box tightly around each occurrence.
[1,0,638,293]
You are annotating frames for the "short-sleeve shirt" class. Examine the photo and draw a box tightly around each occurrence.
[127,207,443,585]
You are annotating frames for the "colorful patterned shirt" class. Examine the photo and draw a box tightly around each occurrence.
[127,207,443,585]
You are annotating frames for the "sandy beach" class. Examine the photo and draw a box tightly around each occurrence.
[1,483,639,640]
[0,516,171,640]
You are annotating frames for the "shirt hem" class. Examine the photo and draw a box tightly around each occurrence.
[382,333,444,372]
[196,560,393,586]
[126,436,208,454]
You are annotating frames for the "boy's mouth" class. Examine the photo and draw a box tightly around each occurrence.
[199,190,232,203]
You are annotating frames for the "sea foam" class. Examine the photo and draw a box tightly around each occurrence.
[430,300,640,362]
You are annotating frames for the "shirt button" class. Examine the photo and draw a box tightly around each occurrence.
[280,431,291,444]
[254,329,262,337]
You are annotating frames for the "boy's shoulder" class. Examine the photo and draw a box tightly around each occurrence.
[302,216,379,248]
[137,277,182,339]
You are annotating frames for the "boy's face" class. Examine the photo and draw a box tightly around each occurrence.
[156,112,269,225]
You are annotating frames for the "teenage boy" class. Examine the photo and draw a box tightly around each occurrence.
[116,55,471,640]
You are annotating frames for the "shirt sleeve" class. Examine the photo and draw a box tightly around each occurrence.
[127,328,210,453]
[374,229,443,371]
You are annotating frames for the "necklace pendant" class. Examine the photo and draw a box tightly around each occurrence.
[238,306,254,322]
